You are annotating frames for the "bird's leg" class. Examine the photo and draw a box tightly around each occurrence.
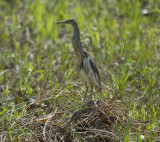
[91,86,93,99]
[84,84,88,99]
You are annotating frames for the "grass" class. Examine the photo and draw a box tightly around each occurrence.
[0,0,160,141]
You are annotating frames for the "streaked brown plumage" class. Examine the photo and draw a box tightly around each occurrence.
[56,18,101,98]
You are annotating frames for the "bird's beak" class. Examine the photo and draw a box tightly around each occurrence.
[56,20,66,24]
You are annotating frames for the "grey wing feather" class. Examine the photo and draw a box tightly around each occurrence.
[82,57,101,90]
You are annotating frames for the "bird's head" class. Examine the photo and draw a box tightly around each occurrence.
[56,18,77,25]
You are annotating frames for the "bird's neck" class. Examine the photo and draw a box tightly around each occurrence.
[72,24,81,47]
[72,24,86,62]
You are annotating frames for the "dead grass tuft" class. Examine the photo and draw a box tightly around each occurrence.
[0,87,159,142]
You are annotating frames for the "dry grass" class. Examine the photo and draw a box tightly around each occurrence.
[1,86,159,142]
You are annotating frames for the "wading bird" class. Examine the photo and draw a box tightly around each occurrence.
[56,18,101,99]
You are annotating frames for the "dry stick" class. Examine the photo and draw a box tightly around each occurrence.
[77,128,119,139]
[43,112,56,141]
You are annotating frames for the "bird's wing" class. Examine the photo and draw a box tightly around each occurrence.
[82,56,101,88]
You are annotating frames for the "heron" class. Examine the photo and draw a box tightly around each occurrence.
[56,18,101,99]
